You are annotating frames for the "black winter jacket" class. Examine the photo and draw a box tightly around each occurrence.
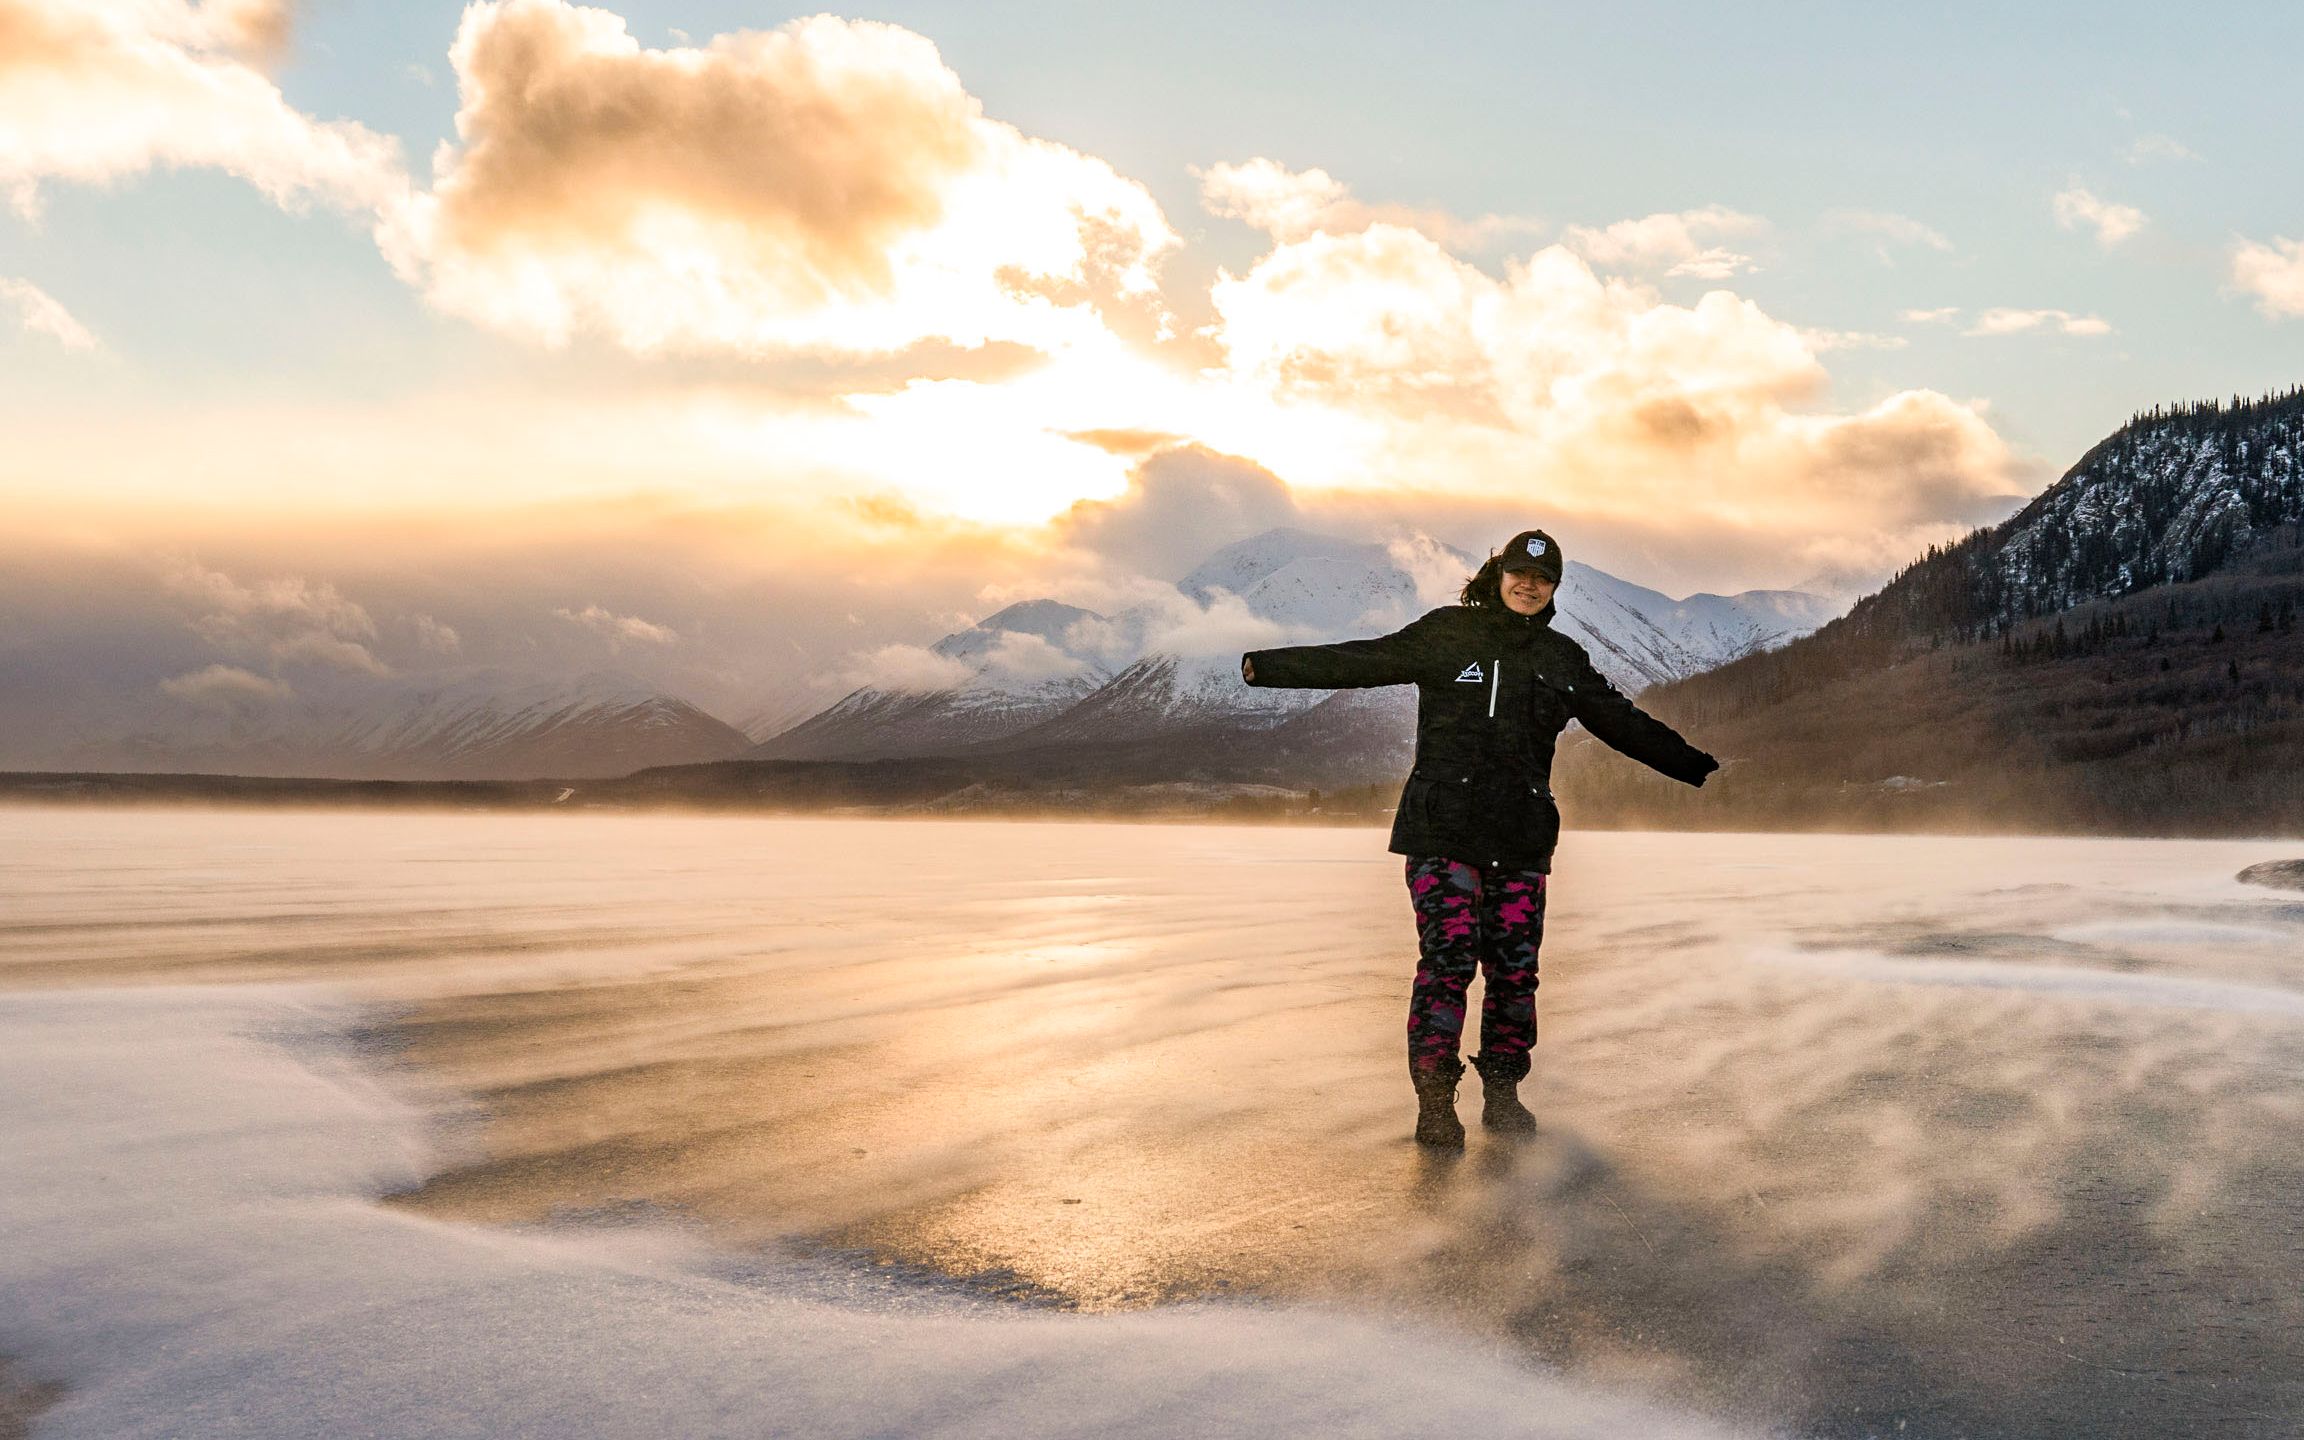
[1241,601,1716,871]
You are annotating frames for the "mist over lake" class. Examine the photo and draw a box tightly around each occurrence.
[5,808,2302,1438]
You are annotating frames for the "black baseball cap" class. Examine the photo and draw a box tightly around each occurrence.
[1496,529,1563,582]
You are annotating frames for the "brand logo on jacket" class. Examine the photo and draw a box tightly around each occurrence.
[1455,662,1485,683]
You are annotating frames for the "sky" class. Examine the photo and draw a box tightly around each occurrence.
[2,0,2301,726]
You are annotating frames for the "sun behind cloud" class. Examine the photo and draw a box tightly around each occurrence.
[0,0,2028,588]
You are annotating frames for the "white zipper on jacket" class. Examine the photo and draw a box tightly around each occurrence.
[1488,659,1500,718]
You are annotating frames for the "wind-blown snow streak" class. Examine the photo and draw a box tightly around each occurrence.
[0,987,1751,1440]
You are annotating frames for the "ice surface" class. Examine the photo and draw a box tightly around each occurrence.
[6,810,2304,1436]
[0,987,1755,1440]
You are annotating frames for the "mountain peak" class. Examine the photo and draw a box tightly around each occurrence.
[968,598,1105,639]
[1176,526,1396,604]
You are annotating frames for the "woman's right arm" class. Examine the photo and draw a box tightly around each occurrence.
[1240,611,1440,690]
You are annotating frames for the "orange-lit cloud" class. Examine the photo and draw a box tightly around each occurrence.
[381,1,1176,356]
[201,0,296,66]
[1059,428,1188,457]
[0,0,403,217]
[1197,214,2021,561]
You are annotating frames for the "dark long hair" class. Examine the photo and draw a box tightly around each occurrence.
[1459,553,1508,610]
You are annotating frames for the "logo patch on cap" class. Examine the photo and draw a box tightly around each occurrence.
[1526,537,1548,557]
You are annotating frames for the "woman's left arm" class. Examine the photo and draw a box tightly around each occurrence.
[1560,650,1718,786]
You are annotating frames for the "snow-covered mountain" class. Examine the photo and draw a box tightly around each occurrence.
[1819,387,2304,645]
[731,697,825,745]
[750,600,1111,761]
[1176,527,1417,613]
[979,651,1314,748]
[1988,391,2303,619]
[1553,563,1843,691]
[765,526,1840,764]
[55,670,750,781]
[982,531,1431,747]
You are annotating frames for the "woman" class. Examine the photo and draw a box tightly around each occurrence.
[1239,529,1717,1147]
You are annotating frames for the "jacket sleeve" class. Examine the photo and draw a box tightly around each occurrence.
[1240,610,1442,690]
[1560,645,1718,786]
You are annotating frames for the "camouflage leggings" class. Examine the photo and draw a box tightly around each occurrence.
[1403,856,1548,1080]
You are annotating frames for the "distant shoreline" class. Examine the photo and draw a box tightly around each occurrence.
[5,769,2298,843]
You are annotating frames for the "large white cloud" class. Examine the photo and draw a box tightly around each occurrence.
[1053,445,1299,580]
[1203,207,2021,545]
[379,1,1178,357]
[0,0,404,217]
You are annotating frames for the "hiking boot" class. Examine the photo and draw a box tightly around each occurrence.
[1411,1056,1466,1148]
[1470,1052,1537,1135]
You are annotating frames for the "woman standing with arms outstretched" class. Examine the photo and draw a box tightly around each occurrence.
[1239,529,1718,1147]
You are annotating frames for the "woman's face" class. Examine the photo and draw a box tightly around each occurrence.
[1500,569,1557,615]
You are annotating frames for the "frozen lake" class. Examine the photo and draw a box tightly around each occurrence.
[4,808,2303,1438]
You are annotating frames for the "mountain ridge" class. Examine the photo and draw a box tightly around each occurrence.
[1591,387,2304,835]
[56,668,753,782]
[755,526,1840,766]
